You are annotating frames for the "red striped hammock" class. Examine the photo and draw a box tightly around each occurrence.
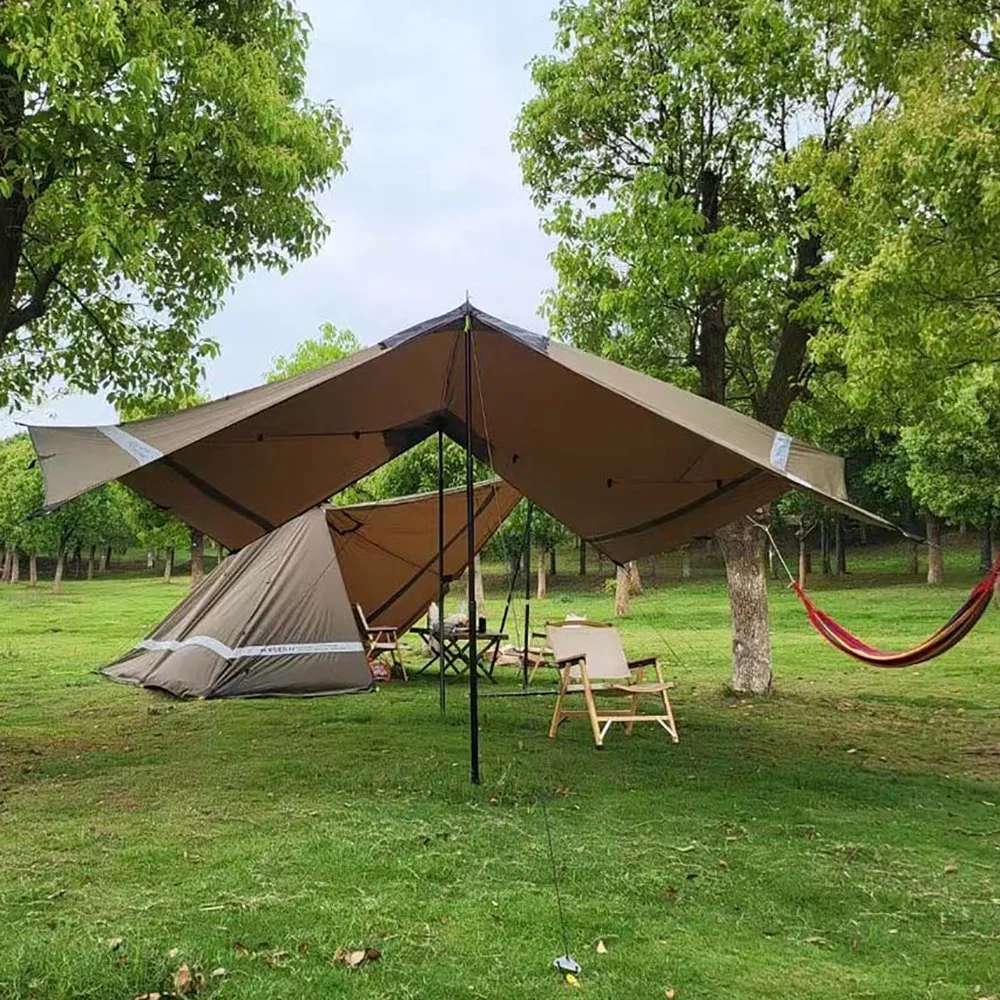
[792,555,1000,668]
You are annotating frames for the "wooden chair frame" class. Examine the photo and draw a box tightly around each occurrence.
[546,620,678,747]
[355,603,407,681]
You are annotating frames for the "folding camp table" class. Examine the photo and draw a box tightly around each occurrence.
[410,626,508,682]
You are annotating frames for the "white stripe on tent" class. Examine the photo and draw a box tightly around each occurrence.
[98,425,164,465]
[137,636,364,659]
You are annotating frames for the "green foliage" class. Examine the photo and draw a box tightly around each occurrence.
[488,499,569,570]
[0,433,135,556]
[0,0,348,411]
[900,370,1000,524]
[265,323,361,382]
[513,0,884,427]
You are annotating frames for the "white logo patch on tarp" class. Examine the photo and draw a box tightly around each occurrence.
[97,425,163,466]
[137,636,364,659]
[769,431,793,471]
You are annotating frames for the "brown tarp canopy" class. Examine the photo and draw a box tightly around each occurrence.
[329,479,519,633]
[103,480,518,698]
[28,303,892,561]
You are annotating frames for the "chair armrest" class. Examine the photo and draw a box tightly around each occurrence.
[555,653,586,667]
[627,656,658,669]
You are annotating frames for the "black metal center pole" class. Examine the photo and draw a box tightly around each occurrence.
[437,424,446,715]
[464,312,480,784]
[522,501,533,690]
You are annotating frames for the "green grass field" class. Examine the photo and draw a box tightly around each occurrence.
[1,546,998,999]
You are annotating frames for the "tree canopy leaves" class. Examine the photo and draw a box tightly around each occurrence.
[0,0,348,411]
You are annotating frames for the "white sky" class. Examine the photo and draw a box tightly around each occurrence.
[2,0,556,436]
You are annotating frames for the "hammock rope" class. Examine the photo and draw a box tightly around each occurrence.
[750,517,1000,669]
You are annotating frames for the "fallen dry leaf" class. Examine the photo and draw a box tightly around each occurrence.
[232,941,250,957]
[210,968,226,979]
[297,940,309,955]
[665,988,677,999]
[334,946,381,969]
[804,936,829,947]
[168,947,179,959]
[107,937,124,951]
[172,963,205,996]
[944,861,958,875]
[717,858,729,869]
[595,939,608,955]
[129,994,165,1000]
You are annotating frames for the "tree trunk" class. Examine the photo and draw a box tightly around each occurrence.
[28,551,37,587]
[797,532,809,589]
[10,547,19,583]
[578,538,587,576]
[716,519,772,695]
[536,549,546,599]
[859,523,868,546]
[834,518,846,575]
[628,560,642,594]
[980,523,993,574]
[473,553,485,606]
[1,544,11,582]
[146,550,154,569]
[614,563,630,617]
[72,545,81,578]
[549,547,556,578]
[163,547,174,583]
[98,546,107,573]
[906,538,919,575]
[104,545,112,571]
[926,514,943,585]
[87,544,95,580]
[53,547,65,593]
[681,544,692,579]
[820,520,831,575]
[190,528,205,588]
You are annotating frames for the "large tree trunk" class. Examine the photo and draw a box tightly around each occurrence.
[104,545,112,572]
[614,563,630,617]
[473,553,485,606]
[980,523,993,574]
[820,520,831,575]
[716,519,772,695]
[28,551,37,587]
[146,550,155,569]
[98,546,108,573]
[906,538,919,575]
[52,547,65,593]
[549,547,556,578]
[926,514,944,585]
[628,560,642,594]
[1,544,11,582]
[72,545,81,578]
[9,547,19,583]
[190,528,205,588]
[163,547,174,583]
[535,548,546,599]
[680,544,692,579]
[578,538,586,576]
[87,544,95,581]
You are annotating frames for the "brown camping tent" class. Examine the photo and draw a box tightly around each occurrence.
[27,303,893,564]
[102,481,518,698]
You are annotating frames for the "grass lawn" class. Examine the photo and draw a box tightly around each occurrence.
[1,548,998,999]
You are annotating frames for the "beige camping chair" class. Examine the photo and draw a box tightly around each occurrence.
[546,620,678,747]
[355,603,407,681]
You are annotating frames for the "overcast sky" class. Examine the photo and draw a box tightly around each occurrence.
[2,1,557,436]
